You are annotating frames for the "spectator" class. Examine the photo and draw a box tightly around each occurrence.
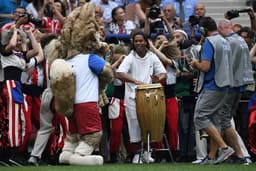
[149,34,180,160]
[184,3,206,41]
[0,24,39,166]
[91,0,118,25]
[77,0,87,7]
[108,44,130,163]
[2,6,35,32]
[0,0,28,27]
[134,0,160,28]
[108,6,136,34]
[160,0,198,24]
[26,0,45,19]
[232,23,242,32]
[172,29,197,162]
[237,26,256,150]
[91,5,104,26]
[27,34,69,166]
[162,4,180,31]
[39,0,66,34]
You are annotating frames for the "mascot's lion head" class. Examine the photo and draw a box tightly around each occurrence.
[46,2,108,64]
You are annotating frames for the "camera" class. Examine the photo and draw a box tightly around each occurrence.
[226,8,251,20]
[19,12,42,26]
[188,15,202,26]
[18,12,30,18]
[149,4,161,20]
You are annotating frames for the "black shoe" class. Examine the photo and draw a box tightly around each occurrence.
[228,156,250,165]
[0,148,11,166]
[0,159,11,166]
[8,158,23,166]
[7,147,29,166]
[109,153,123,163]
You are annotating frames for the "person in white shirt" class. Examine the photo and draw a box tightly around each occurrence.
[116,31,167,163]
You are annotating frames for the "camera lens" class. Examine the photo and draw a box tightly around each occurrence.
[149,4,160,19]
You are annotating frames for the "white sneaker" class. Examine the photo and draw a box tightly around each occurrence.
[132,154,143,164]
[143,151,155,163]
[215,146,234,164]
[192,159,203,164]
[245,157,252,164]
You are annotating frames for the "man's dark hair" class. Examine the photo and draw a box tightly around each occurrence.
[16,6,27,12]
[237,26,255,39]
[199,16,217,32]
[111,6,124,23]
[131,31,149,50]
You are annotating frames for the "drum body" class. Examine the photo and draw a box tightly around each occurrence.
[136,83,166,143]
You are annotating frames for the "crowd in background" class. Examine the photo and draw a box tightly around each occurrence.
[0,0,256,166]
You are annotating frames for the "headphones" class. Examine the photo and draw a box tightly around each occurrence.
[199,26,208,37]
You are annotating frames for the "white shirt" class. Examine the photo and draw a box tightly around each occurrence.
[108,20,136,34]
[166,63,177,85]
[117,50,166,100]
[66,54,100,103]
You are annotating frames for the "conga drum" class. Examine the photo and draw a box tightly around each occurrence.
[136,83,166,143]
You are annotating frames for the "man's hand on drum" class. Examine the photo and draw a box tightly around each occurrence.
[134,80,144,85]
[151,73,166,83]
[151,75,161,83]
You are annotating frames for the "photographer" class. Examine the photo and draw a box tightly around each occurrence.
[225,7,256,32]
[160,0,198,24]
[184,3,206,42]
[0,0,28,27]
[7,0,66,35]
[134,0,161,28]
[144,4,166,36]
[2,6,35,32]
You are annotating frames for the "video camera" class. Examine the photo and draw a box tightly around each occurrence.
[18,12,30,18]
[188,15,202,26]
[225,8,251,20]
[149,4,161,20]
[18,12,42,26]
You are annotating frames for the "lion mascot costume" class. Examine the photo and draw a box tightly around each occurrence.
[44,3,113,165]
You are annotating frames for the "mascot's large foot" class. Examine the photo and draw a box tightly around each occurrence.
[59,151,73,164]
[69,154,103,165]
[59,134,78,164]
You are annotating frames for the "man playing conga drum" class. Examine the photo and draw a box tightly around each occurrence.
[116,31,167,164]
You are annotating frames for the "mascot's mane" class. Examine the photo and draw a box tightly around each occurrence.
[46,2,107,64]
[47,2,113,109]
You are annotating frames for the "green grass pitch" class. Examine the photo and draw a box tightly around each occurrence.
[0,163,256,171]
